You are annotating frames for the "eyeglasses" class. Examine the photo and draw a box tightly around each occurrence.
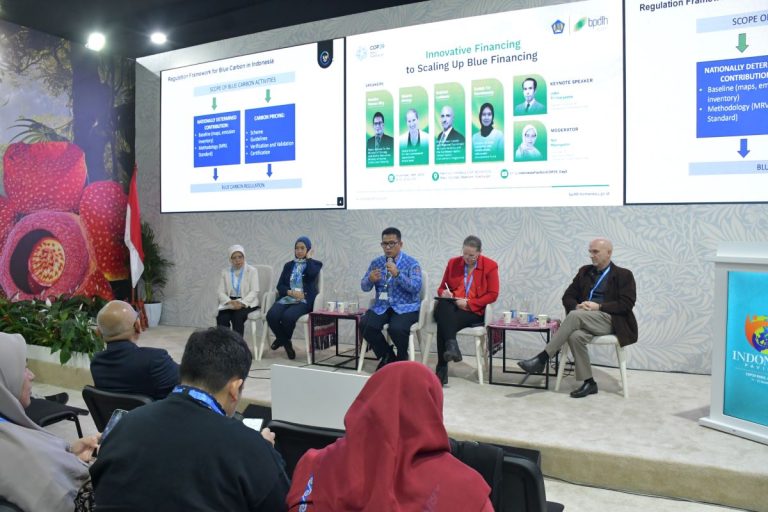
[373,121,384,126]
[462,253,479,260]
[380,241,400,248]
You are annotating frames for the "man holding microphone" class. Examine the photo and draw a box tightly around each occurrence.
[360,227,423,370]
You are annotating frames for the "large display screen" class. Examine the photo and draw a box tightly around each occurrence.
[626,0,768,204]
[160,39,346,212]
[345,0,624,209]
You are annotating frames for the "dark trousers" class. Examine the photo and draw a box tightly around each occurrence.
[266,302,311,347]
[434,300,483,368]
[216,307,258,336]
[360,307,419,360]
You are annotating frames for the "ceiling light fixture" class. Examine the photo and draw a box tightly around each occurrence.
[85,32,106,51]
[150,32,167,45]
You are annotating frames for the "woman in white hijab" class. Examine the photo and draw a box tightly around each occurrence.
[216,244,260,336]
[0,332,99,512]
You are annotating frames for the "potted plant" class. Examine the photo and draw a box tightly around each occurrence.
[140,221,173,327]
[0,294,107,364]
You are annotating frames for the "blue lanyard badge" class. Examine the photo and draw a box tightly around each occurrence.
[230,267,244,297]
[172,385,226,416]
[464,265,475,297]
[588,267,611,301]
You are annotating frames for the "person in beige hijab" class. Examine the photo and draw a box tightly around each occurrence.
[0,332,99,512]
[216,244,260,336]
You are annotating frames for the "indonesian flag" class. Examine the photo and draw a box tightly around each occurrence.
[124,165,144,288]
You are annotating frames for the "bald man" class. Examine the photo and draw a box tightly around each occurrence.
[90,300,179,400]
[518,238,638,397]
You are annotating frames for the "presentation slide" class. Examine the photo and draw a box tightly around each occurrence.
[626,0,768,204]
[345,0,623,210]
[160,40,346,212]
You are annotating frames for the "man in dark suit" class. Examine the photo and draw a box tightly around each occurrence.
[366,111,394,151]
[436,105,465,144]
[518,238,638,398]
[90,300,179,400]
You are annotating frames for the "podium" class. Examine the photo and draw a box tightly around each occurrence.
[699,243,768,445]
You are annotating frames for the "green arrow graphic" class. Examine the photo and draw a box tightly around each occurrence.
[211,97,217,110]
[736,33,749,53]
[265,89,271,103]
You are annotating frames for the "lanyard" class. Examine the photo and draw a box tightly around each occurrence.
[589,266,611,301]
[230,267,245,297]
[464,264,475,297]
[172,385,225,416]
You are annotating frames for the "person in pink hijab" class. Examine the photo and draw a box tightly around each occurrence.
[286,361,493,511]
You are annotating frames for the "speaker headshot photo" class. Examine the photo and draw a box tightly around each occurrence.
[514,122,547,162]
[514,76,547,116]
[366,111,394,151]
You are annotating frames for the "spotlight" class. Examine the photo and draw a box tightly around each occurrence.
[86,32,105,51]
[150,32,167,45]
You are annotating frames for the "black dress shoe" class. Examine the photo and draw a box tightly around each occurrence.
[518,356,545,374]
[435,366,448,387]
[376,350,395,371]
[270,339,283,350]
[443,339,463,363]
[284,343,296,360]
[44,392,69,405]
[570,380,598,398]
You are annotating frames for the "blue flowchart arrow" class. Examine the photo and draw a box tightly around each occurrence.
[738,138,750,158]
[213,168,219,181]
[266,163,273,178]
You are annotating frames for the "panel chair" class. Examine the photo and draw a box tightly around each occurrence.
[246,264,275,360]
[81,385,153,432]
[357,271,430,372]
[274,269,326,365]
[554,334,629,398]
[421,302,494,385]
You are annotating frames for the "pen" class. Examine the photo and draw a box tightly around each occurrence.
[444,282,451,295]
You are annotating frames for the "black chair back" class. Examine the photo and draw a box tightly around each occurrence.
[81,385,153,432]
[502,454,564,512]
[266,419,345,478]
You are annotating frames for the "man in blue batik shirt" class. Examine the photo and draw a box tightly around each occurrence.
[360,227,422,370]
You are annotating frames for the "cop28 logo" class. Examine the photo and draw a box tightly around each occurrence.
[745,315,768,354]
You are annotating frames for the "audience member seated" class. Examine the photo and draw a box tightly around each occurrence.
[286,361,493,511]
[216,244,260,336]
[267,236,323,360]
[518,237,638,397]
[0,332,99,512]
[359,227,422,370]
[435,235,499,386]
[90,327,290,511]
[91,300,179,400]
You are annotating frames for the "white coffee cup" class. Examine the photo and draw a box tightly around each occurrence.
[337,301,346,313]
[518,311,528,324]
[537,314,549,327]
[503,311,512,324]
[348,302,358,313]
[327,301,337,312]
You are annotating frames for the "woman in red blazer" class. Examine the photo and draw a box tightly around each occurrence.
[434,236,499,385]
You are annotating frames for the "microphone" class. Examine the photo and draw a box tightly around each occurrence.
[386,257,394,280]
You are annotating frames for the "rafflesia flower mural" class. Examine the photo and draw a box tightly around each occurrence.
[0,141,128,300]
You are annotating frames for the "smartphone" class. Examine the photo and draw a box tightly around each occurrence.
[101,408,128,440]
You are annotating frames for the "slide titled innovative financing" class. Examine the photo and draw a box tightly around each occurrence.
[346,0,624,209]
